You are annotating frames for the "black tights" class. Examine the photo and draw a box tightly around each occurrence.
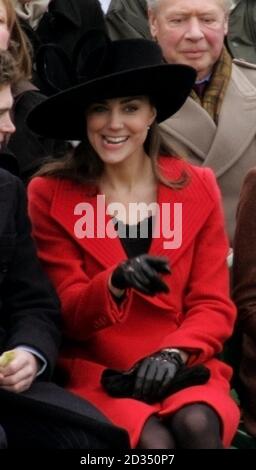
[137,404,223,449]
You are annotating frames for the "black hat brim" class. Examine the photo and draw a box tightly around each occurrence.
[27,64,196,140]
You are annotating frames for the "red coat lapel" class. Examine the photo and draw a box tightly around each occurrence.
[50,158,215,269]
[50,179,127,268]
[150,158,215,266]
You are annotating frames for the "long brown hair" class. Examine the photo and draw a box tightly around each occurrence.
[35,119,188,190]
[2,0,32,80]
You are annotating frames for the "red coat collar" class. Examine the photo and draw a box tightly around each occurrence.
[49,157,215,269]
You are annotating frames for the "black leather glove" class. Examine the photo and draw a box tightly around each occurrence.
[111,254,170,296]
[133,350,183,402]
[101,363,210,403]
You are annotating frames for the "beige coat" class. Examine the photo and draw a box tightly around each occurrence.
[160,60,256,243]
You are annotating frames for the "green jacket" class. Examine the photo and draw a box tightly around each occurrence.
[227,0,256,63]
[106,0,152,40]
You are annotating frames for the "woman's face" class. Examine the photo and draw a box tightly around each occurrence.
[0,0,10,50]
[86,96,156,166]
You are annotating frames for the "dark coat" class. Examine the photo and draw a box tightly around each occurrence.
[36,0,106,59]
[227,0,256,64]
[0,169,129,448]
[22,0,107,95]
[0,168,61,370]
[233,167,256,437]
[8,81,69,182]
[106,0,151,40]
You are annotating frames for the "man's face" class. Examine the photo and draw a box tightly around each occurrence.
[0,84,15,149]
[148,0,228,80]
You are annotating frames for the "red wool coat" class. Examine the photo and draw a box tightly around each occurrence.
[28,157,239,447]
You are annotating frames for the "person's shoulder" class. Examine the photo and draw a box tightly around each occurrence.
[0,167,19,186]
[0,169,24,204]
[159,156,219,200]
[183,160,218,192]
[159,156,215,181]
[28,176,59,199]
[237,168,256,211]
[28,175,81,201]
[232,59,256,86]
[185,163,221,204]
[242,167,256,190]
[28,175,59,189]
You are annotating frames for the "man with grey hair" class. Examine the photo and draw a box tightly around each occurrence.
[146,0,256,244]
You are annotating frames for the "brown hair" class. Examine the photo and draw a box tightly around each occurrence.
[2,0,32,80]
[0,49,19,88]
[35,120,188,190]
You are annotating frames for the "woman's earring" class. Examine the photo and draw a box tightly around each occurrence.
[147,126,151,131]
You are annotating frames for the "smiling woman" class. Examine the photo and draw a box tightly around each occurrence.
[27,35,239,449]
[86,97,156,167]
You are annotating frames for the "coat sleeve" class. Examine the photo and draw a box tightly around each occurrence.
[233,168,256,342]
[2,175,61,379]
[158,168,237,363]
[28,177,132,342]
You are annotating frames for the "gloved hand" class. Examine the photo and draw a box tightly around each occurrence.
[133,350,183,402]
[110,254,170,296]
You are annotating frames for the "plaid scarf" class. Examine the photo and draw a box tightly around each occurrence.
[191,47,232,123]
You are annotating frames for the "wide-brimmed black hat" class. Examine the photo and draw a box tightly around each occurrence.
[27,37,196,140]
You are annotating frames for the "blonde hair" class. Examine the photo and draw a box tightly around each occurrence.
[2,0,32,80]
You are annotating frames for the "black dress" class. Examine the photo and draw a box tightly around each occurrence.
[114,215,153,258]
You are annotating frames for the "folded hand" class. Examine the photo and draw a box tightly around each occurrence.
[111,254,170,296]
[0,349,39,393]
[133,350,183,402]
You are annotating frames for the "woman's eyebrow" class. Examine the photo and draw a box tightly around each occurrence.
[120,96,142,103]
